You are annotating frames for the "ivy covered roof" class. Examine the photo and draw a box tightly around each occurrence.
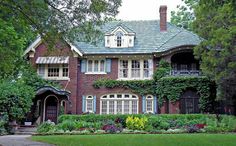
[73,20,201,55]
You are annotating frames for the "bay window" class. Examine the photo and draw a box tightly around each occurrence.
[100,94,138,114]
[119,59,153,79]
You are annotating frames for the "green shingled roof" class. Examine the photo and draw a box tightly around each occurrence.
[73,20,201,55]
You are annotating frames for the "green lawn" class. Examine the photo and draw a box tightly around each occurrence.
[32,134,236,146]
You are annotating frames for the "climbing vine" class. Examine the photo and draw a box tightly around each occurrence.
[93,60,215,112]
[93,79,155,95]
[157,76,215,112]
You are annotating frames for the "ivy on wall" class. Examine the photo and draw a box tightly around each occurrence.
[157,76,215,111]
[93,79,155,95]
[93,60,215,112]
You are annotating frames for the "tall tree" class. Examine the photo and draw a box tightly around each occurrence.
[171,0,198,31]
[0,0,122,78]
[193,0,236,99]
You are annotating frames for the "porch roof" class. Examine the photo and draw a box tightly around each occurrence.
[36,86,71,101]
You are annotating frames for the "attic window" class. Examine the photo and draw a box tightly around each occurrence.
[116,31,123,47]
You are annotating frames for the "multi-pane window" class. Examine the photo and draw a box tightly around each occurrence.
[38,64,45,77]
[131,60,140,78]
[180,90,200,114]
[37,64,69,79]
[119,60,128,78]
[119,59,153,79]
[116,32,123,47]
[146,95,154,113]
[88,60,93,72]
[86,96,93,112]
[48,64,59,77]
[101,100,107,114]
[87,60,106,73]
[62,64,69,77]
[100,94,138,114]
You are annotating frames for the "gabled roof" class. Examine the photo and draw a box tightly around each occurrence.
[105,23,135,35]
[72,20,201,55]
[24,20,201,56]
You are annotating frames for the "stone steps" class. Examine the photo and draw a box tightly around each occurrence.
[14,125,37,135]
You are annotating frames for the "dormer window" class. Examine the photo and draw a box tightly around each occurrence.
[116,31,123,47]
[105,25,135,48]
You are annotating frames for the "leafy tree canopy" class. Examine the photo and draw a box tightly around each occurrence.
[193,0,236,99]
[171,0,198,31]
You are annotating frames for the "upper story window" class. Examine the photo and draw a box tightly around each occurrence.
[37,64,69,80]
[36,56,69,80]
[116,31,123,47]
[105,26,135,48]
[119,59,153,80]
[86,59,105,73]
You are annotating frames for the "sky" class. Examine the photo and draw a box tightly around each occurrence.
[116,0,183,22]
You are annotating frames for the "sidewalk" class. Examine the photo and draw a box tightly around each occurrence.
[0,135,53,146]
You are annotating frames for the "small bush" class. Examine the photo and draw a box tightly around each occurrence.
[57,120,77,131]
[126,116,148,130]
[102,124,122,133]
[37,121,55,133]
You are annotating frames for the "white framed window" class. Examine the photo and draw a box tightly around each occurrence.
[38,64,45,77]
[116,31,123,47]
[100,94,138,114]
[119,60,128,78]
[62,64,69,77]
[118,59,153,79]
[146,95,154,113]
[86,95,94,112]
[48,64,59,77]
[37,64,69,80]
[131,60,140,78]
[86,60,106,73]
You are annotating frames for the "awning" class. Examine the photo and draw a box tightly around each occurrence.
[36,56,69,64]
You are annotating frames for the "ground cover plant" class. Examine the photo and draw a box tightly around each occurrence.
[32,134,236,146]
[36,114,236,135]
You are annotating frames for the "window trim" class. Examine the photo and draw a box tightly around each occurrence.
[85,59,106,74]
[146,95,154,113]
[118,59,153,80]
[37,64,69,80]
[85,95,94,113]
[100,94,139,115]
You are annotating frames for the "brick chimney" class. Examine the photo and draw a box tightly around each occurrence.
[159,5,167,31]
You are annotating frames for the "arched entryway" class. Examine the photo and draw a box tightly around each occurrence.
[180,90,200,114]
[44,95,59,123]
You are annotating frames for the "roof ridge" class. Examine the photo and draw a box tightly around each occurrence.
[156,29,183,51]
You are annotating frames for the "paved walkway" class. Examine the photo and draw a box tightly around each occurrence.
[0,135,53,146]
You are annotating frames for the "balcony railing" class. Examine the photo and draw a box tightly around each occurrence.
[170,70,201,76]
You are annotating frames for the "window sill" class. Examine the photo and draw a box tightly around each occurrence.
[43,77,70,81]
[85,72,107,75]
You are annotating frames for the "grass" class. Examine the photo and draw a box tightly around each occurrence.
[32,134,236,146]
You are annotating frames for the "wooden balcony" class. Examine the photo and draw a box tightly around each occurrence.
[170,70,201,76]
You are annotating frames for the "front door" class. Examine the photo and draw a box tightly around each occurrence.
[45,96,58,123]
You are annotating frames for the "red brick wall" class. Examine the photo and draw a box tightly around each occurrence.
[77,58,144,114]
[29,42,78,114]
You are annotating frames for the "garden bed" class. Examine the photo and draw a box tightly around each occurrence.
[36,114,236,135]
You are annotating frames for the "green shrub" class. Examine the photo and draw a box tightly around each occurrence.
[37,121,56,133]
[57,120,77,132]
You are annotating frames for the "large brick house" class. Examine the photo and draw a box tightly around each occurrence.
[24,6,204,123]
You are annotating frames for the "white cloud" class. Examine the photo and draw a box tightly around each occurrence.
[116,0,183,22]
